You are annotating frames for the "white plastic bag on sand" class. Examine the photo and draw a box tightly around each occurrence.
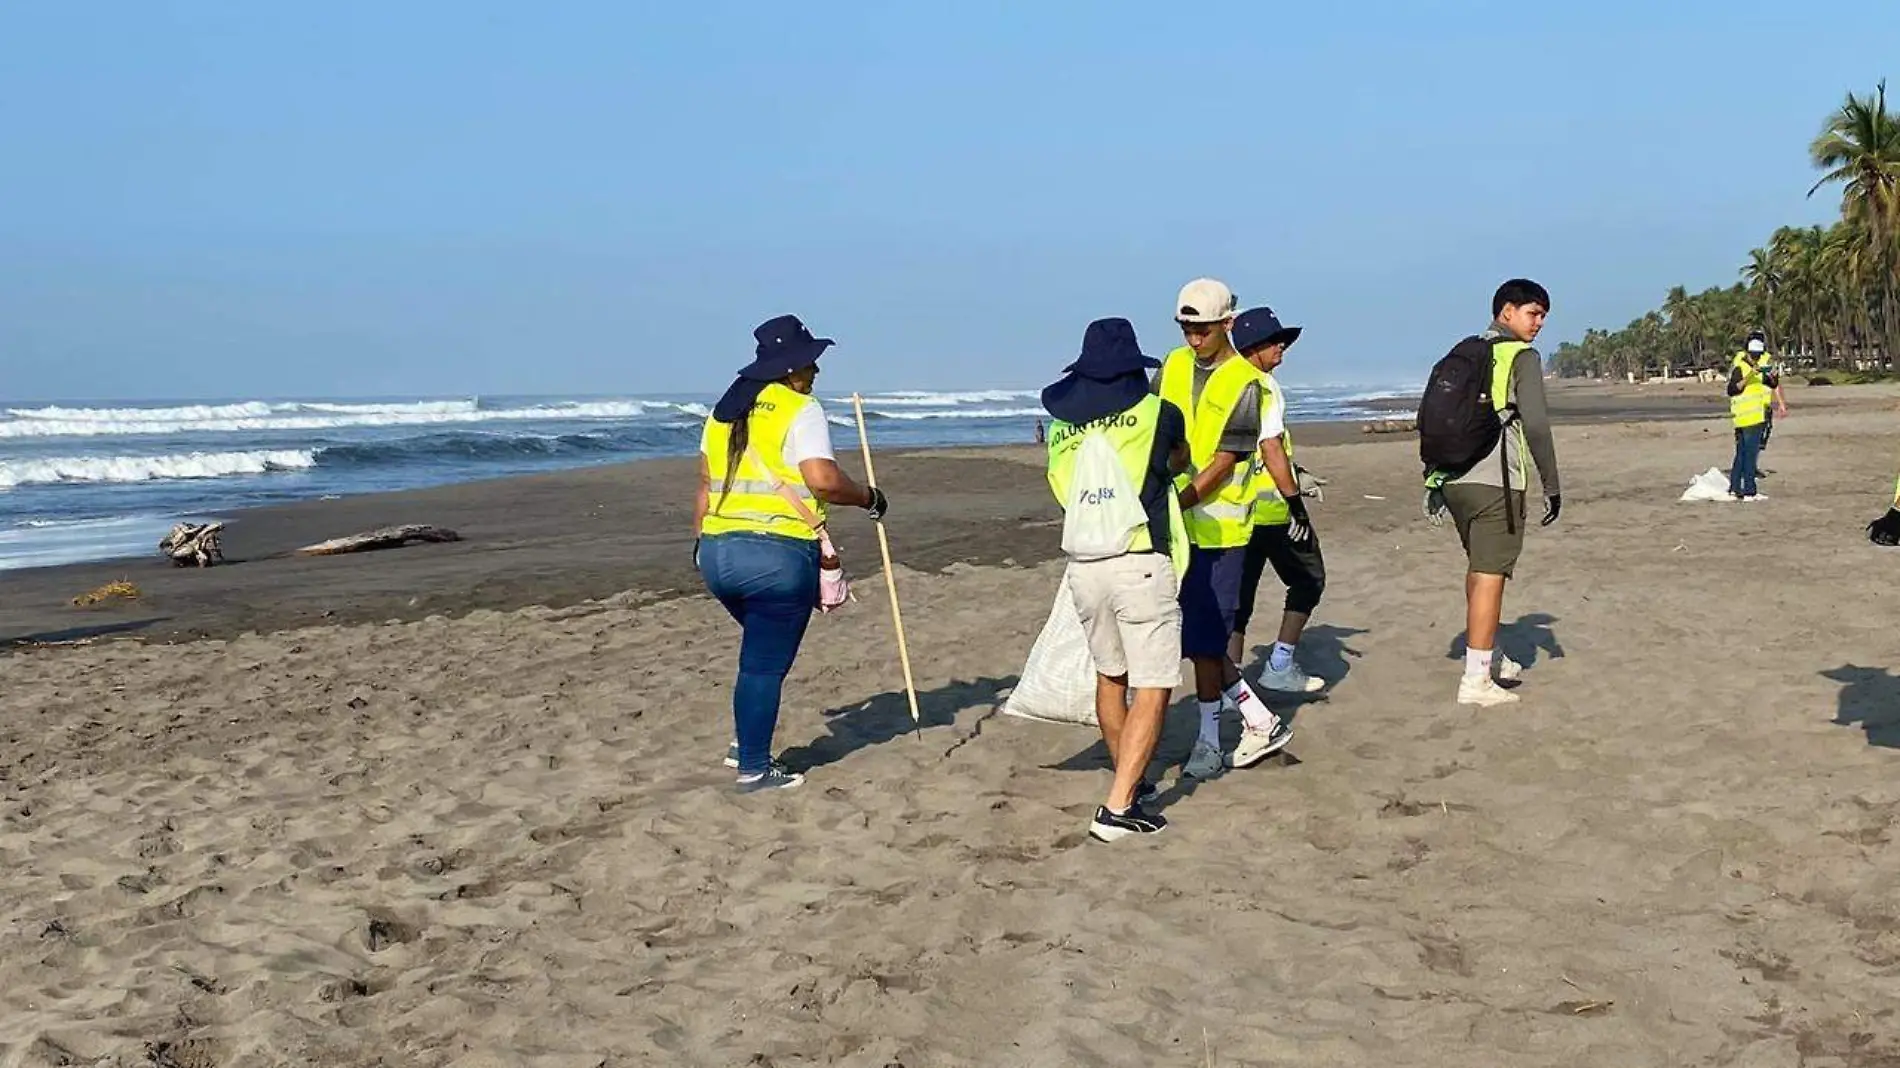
[1001,566,1099,727]
[1680,467,1735,502]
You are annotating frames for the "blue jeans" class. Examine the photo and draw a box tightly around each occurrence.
[1730,425,1764,497]
[699,531,819,774]
[1178,546,1246,658]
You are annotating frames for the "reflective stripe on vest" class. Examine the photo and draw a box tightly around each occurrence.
[1732,387,1771,428]
[1046,394,1189,577]
[1159,347,1264,549]
[700,383,825,540]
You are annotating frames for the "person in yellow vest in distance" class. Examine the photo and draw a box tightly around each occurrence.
[1226,307,1327,695]
[1042,318,1193,842]
[1152,279,1293,779]
[1421,279,1562,707]
[1757,346,1790,453]
[1868,473,1900,546]
[1726,330,1774,500]
[694,315,889,793]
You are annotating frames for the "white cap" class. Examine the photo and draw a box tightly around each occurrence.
[1175,278,1237,323]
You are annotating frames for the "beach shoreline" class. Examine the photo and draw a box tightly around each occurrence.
[4,379,1879,648]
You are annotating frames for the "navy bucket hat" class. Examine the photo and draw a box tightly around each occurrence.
[1063,317,1160,381]
[738,314,834,381]
[1231,307,1303,353]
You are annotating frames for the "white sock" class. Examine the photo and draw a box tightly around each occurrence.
[1223,680,1277,732]
[1269,641,1296,672]
[1197,701,1221,746]
[1465,647,1494,678]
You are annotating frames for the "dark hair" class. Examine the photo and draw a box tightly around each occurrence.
[718,416,750,511]
[1492,278,1551,317]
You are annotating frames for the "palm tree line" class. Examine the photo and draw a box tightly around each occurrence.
[1549,81,1900,380]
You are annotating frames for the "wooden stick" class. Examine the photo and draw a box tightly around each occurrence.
[851,393,921,726]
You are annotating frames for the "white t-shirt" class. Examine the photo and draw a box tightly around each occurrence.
[782,399,836,466]
[1257,372,1288,445]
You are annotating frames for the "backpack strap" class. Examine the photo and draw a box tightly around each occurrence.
[743,444,826,532]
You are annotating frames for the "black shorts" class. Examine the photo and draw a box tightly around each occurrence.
[1234,522,1326,633]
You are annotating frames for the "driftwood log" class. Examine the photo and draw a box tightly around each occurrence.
[297,524,462,557]
[159,522,225,567]
[1361,419,1417,435]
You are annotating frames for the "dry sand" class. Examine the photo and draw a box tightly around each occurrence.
[4,381,1900,1066]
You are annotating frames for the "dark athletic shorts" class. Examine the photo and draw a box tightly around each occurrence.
[1443,484,1527,579]
[1235,522,1327,633]
[1178,545,1246,658]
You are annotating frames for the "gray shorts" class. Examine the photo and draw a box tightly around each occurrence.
[1443,485,1527,578]
[1067,553,1183,690]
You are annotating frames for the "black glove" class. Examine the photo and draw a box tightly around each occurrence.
[864,486,889,522]
[1869,507,1900,547]
[1285,495,1314,545]
[1541,494,1562,527]
[692,537,701,569]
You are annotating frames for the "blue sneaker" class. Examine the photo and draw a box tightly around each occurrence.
[735,768,804,794]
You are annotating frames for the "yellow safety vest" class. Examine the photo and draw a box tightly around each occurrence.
[1249,376,1295,526]
[700,383,825,541]
[1046,394,1190,577]
[1490,340,1530,486]
[1730,353,1771,429]
[1159,346,1264,549]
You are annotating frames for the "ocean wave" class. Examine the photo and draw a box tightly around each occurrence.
[868,406,1045,421]
[4,398,483,422]
[0,399,704,439]
[317,426,698,466]
[0,449,318,488]
[0,426,706,489]
[840,390,1039,408]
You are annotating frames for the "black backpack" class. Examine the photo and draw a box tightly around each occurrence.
[1417,336,1504,474]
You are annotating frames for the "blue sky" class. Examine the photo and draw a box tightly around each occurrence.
[1,1,1892,401]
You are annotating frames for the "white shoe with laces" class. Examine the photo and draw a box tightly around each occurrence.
[1260,660,1325,694]
[1458,674,1520,707]
[1227,718,1294,768]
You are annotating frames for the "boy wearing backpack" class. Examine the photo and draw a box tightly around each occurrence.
[1043,317,1193,842]
[1418,279,1563,707]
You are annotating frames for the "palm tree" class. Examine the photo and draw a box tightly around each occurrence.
[1741,245,1783,345]
[1810,81,1900,361]
[1664,285,1703,367]
[1810,80,1900,235]
[1544,85,1900,381]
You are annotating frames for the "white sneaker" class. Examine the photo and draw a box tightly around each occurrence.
[1259,661,1325,694]
[1183,739,1224,780]
[1228,719,1294,768]
[1494,655,1522,683]
[1458,674,1520,707]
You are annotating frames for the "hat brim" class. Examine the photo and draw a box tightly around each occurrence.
[1238,326,1302,353]
[1062,354,1161,379]
[1175,312,1235,325]
[737,338,834,381]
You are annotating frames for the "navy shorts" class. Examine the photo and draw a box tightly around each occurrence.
[1178,545,1246,658]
